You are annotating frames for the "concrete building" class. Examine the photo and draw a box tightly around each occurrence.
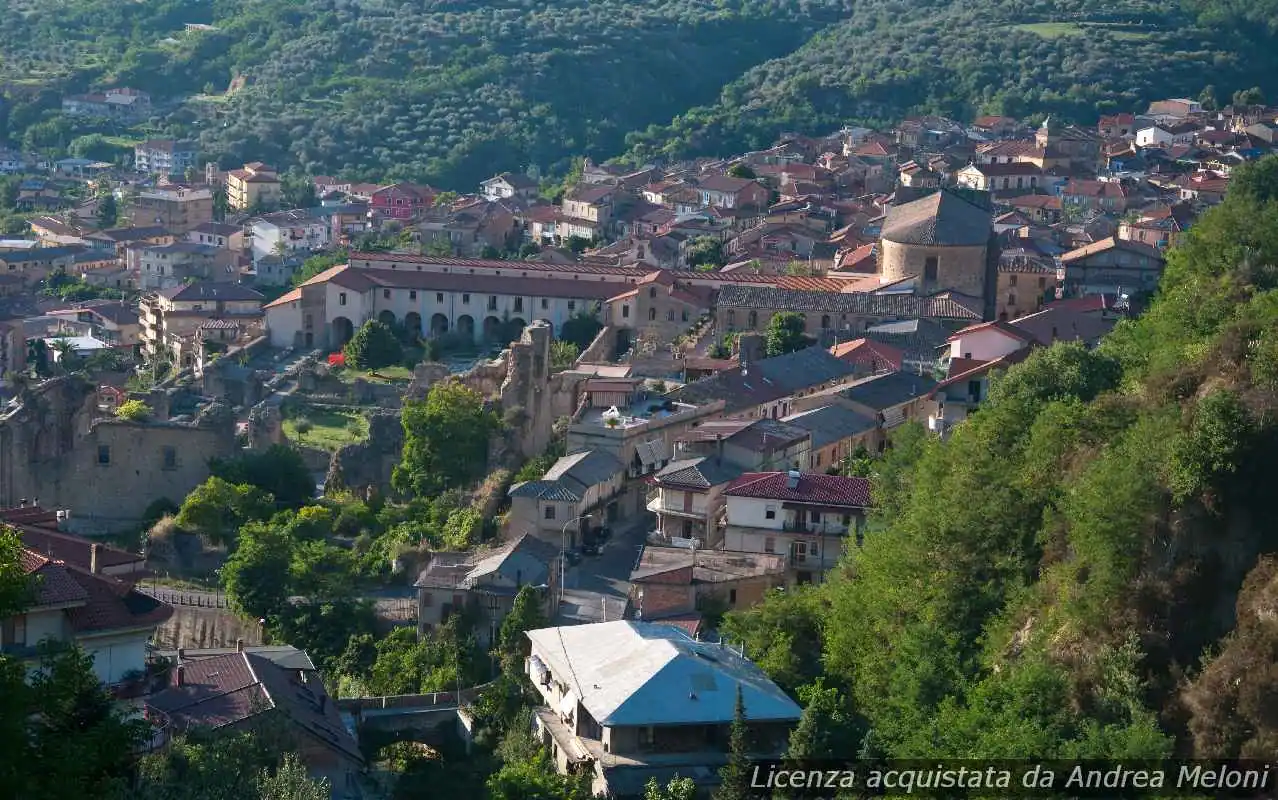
[507,450,626,549]
[62,87,151,122]
[722,471,871,585]
[134,139,198,175]
[248,209,331,263]
[526,621,801,798]
[138,242,238,290]
[6,544,172,684]
[140,282,264,361]
[627,546,786,634]
[1060,236,1165,297]
[646,456,743,547]
[129,184,214,233]
[186,222,246,251]
[0,246,81,287]
[415,533,560,648]
[782,404,878,472]
[226,163,282,211]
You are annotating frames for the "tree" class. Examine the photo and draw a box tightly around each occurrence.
[714,685,752,800]
[550,339,579,368]
[344,320,403,370]
[222,521,293,620]
[423,238,453,256]
[393,382,500,497]
[211,445,316,509]
[291,249,348,286]
[1233,86,1265,107]
[646,776,698,800]
[95,193,118,229]
[765,311,807,357]
[114,399,152,421]
[496,585,548,675]
[26,338,50,376]
[281,172,317,210]
[686,236,725,270]
[257,753,330,800]
[175,477,275,546]
[726,163,756,179]
[784,681,866,762]
[558,311,603,351]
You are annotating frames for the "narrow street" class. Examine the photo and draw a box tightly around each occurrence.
[555,513,651,624]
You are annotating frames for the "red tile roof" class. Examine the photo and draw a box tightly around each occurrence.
[948,319,1036,343]
[829,338,905,370]
[65,563,173,633]
[726,472,872,507]
[22,550,91,606]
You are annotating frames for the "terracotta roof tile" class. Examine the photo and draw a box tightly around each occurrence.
[725,472,872,507]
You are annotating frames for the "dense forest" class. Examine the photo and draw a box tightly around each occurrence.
[721,156,1278,765]
[1,0,1277,187]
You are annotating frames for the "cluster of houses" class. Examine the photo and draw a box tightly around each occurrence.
[2,94,1273,798]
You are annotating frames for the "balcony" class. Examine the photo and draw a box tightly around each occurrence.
[780,520,849,536]
[645,496,706,520]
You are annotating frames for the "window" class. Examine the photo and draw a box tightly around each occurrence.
[383,289,391,299]
[622,305,630,319]
[97,445,111,465]
[462,293,470,304]
[667,310,675,321]
[421,593,433,607]
[1008,275,1018,287]
[924,256,939,281]
[339,292,347,306]
[1038,277,1046,289]
[765,505,776,520]
[568,300,576,311]
[843,514,852,526]
[1,615,26,647]
[764,537,776,554]
[544,506,556,520]
[729,589,737,605]
[681,310,688,322]
[304,314,313,329]
[816,452,823,467]
[514,298,523,312]
[541,298,548,309]
[649,287,657,299]
[162,446,176,470]
[648,308,657,321]
[682,492,694,512]
[435,292,443,302]
[726,309,734,327]
[1008,293,1017,306]
[748,310,757,328]
[811,512,821,524]
[488,296,498,311]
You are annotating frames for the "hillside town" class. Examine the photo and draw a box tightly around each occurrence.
[0,94,1274,798]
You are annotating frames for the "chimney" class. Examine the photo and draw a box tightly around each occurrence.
[236,638,245,653]
[174,664,185,687]
[90,543,101,574]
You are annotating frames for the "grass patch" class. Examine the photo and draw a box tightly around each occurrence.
[285,408,369,451]
[1011,22,1085,38]
[332,365,415,384]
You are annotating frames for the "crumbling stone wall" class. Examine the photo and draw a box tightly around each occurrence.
[0,376,237,532]
[325,411,404,497]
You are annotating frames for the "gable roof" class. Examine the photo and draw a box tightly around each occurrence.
[782,404,878,448]
[146,649,361,763]
[725,471,872,507]
[510,450,624,502]
[526,621,801,726]
[669,347,859,413]
[716,284,982,321]
[881,189,992,247]
[653,457,744,490]
[1060,236,1165,264]
[948,319,1037,344]
[697,175,758,194]
[829,337,905,370]
[157,282,264,302]
[837,370,939,411]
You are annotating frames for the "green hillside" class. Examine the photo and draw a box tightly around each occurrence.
[0,0,1275,189]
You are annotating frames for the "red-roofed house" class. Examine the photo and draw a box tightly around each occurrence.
[829,337,904,374]
[946,319,1036,362]
[370,182,435,220]
[602,270,710,342]
[146,647,363,796]
[722,471,871,584]
[5,544,172,685]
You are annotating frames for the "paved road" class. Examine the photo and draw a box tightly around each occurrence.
[556,513,651,624]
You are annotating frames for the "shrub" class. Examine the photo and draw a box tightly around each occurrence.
[115,399,152,421]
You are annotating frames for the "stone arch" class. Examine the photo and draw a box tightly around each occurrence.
[330,316,355,348]
[482,315,502,342]
[457,314,475,340]
[377,310,396,328]
[404,311,422,336]
[430,313,449,336]
[509,318,527,339]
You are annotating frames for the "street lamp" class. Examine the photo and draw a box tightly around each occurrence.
[560,513,591,609]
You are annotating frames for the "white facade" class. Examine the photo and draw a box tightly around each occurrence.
[249,215,330,263]
[948,326,1027,361]
[722,495,861,582]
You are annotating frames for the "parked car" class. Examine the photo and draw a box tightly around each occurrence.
[580,541,601,556]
